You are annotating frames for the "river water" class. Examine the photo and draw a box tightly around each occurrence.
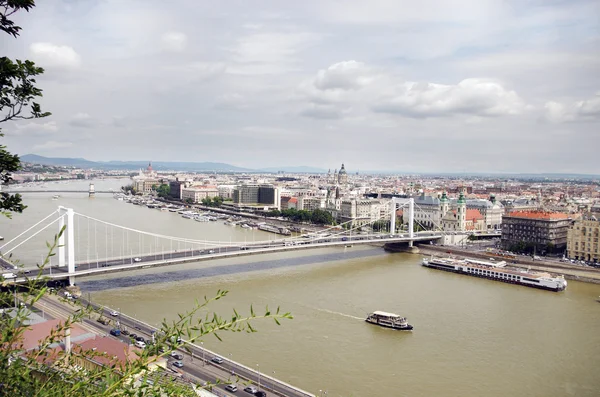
[2,179,600,397]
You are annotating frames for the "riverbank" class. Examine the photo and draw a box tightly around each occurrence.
[417,244,600,284]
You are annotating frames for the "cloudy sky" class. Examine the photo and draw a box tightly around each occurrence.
[2,0,599,173]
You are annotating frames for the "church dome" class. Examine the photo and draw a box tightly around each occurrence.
[339,163,347,175]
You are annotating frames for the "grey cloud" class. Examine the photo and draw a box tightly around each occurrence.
[300,104,347,119]
[2,0,597,173]
[544,93,600,123]
[68,113,95,128]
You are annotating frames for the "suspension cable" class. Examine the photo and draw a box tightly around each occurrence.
[3,214,64,255]
[0,210,59,251]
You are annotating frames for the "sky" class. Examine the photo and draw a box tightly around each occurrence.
[2,0,599,173]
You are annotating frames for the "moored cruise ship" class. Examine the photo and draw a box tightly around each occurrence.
[422,257,567,292]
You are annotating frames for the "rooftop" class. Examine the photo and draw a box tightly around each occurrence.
[506,211,569,220]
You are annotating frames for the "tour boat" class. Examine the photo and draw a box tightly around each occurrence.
[422,256,567,292]
[366,311,413,330]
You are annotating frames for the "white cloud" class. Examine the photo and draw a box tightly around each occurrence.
[160,32,188,52]
[544,93,600,123]
[29,42,81,69]
[312,61,374,91]
[11,120,58,135]
[373,78,528,118]
[32,141,73,151]
[299,62,528,119]
[69,113,94,128]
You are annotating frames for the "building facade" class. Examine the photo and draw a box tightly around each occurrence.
[338,199,385,227]
[233,184,280,209]
[501,211,571,253]
[181,186,219,203]
[567,216,599,262]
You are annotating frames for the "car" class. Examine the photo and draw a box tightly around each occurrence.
[130,333,137,340]
[171,352,183,360]
[244,386,258,394]
[172,361,184,368]
[134,257,142,262]
[211,356,224,364]
[225,384,238,392]
[109,328,121,336]
[109,310,119,316]
[120,329,130,336]
[135,336,145,342]
[134,340,146,349]
[254,392,266,397]
[208,250,215,254]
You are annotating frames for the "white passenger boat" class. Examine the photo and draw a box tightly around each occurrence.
[422,256,567,292]
[366,311,413,330]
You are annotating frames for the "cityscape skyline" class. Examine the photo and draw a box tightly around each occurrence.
[2,0,599,173]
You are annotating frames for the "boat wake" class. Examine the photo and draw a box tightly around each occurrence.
[314,308,363,321]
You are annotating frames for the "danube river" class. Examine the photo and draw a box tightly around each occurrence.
[2,179,600,396]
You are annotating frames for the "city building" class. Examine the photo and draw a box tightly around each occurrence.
[132,162,160,193]
[181,185,219,203]
[232,184,280,209]
[338,198,386,227]
[501,211,571,253]
[441,191,467,231]
[463,195,504,230]
[338,163,348,185]
[567,215,599,263]
[169,178,185,199]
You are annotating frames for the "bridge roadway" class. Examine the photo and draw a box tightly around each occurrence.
[5,232,443,281]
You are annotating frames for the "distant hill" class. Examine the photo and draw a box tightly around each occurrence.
[20,154,99,168]
[20,154,252,172]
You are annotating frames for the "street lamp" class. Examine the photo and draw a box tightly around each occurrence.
[229,353,233,375]
[201,342,204,366]
[272,371,275,393]
[257,364,260,390]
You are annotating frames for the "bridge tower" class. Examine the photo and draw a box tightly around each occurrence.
[89,183,95,198]
[389,197,414,246]
[57,207,76,286]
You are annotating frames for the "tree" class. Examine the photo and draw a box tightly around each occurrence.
[372,220,390,232]
[310,209,333,225]
[121,184,135,194]
[212,196,223,207]
[1,1,51,218]
[154,183,170,198]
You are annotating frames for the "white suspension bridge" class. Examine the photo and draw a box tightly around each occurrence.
[0,198,465,286]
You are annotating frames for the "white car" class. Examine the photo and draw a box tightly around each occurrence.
[134,340,146,349]
[109,310,119,316]
[134,257,142,262]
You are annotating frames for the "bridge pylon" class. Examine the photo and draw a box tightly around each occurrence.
[57,206,76,286]
[389,197,415,246]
